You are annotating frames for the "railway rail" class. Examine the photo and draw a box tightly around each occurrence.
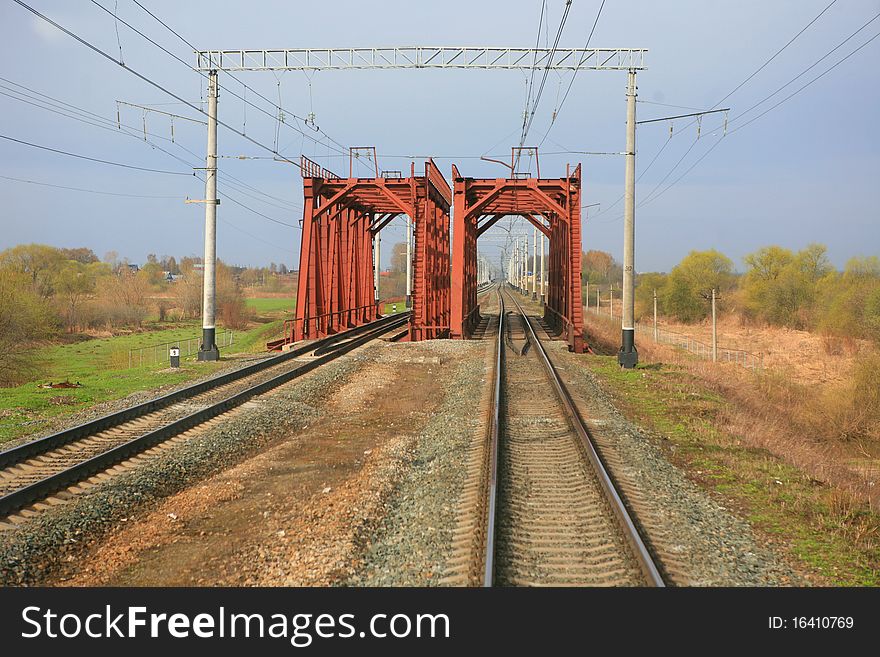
[0,313,410,523]
[458,284,664,586]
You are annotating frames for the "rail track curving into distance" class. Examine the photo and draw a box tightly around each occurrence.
[0,313,410,524]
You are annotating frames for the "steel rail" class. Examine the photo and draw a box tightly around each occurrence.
[481,285,504,586]
[505,288,665,587]
[0,315,409,517]
[0,313,409,470]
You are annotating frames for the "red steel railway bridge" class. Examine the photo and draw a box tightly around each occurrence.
[274,148,586,353]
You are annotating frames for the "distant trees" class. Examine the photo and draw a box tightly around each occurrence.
[634,272,668,319]
[0,243,66,298]
[0,268,56,385]
[663,250,735,322]
[390,242,408,273]
[59,247,98,264]
[582,250,622,287]
[624,244,880,346]
[741,244,833,328]
[54,261,103,331]
[816,256,880,343]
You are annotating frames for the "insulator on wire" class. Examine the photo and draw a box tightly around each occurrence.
[723,113,728,136]
[669,122,673,139]
[696,116,702,139]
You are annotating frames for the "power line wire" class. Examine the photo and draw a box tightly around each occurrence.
[0,133,192,176]
[592,0,843,218]
[0,174,178,198]
[0,75,300,211]
[712,0,839,110]
[539,0,606,146]
[11,0,315,180]
[519,0,573,151]
[123,0,348,154]
[728,13,880,127]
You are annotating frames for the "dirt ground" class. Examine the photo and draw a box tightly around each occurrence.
[53,346,447,586]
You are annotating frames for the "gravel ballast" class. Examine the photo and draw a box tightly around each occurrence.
[0,349,371,586]
[547,339,805,586]
[351,339,487,586]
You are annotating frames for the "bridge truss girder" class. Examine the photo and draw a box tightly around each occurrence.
[450,164,585,352]
[290,157,451,345]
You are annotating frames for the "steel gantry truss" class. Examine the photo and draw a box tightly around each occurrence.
[451,161,585,352]
[194,44,646,357]
[195,47,646,71]
[286,155,451,347]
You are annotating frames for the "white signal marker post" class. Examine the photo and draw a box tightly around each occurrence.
[198,69,220,361]
[618,68,639,368]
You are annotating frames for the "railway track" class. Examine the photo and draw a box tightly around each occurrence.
[0,313,410,525]
[449,285,664,586]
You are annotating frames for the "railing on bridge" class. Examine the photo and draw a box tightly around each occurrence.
[300,154,340,180]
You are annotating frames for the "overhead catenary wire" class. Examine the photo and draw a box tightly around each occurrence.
[0,87,299,215]
[0,174,179,199]
[518,0,573,156]
[727,13,880,129]
[711,0,839,111]
[538,0,606,146]
[591,0,848,218]
[641,14,880,207]
[125,0,348,155]
[11,0,322,185]
[0,74,303,215]
[80,0,345,162]
[0,133,192,176]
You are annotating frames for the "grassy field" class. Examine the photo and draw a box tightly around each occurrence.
[245,297,295,315]
[584,354,880,586]
[0,317,284,446]
[383,301,408,315]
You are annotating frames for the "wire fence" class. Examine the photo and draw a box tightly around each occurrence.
[585,307,764,370]
[121,330,235,369]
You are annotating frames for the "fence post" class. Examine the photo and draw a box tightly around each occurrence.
[653,289,658,342]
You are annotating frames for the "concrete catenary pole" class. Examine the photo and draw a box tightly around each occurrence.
[711,287,718,362]
[539,229,545,303]
[517,238,523,292]
[618,68,638,368]
[198,69,220,361]
[405,216,412,308]
[531,225,538,300]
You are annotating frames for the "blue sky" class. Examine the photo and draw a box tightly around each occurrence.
[0,0,877,273]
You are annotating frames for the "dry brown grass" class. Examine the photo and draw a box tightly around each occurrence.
[584,314,880,512]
